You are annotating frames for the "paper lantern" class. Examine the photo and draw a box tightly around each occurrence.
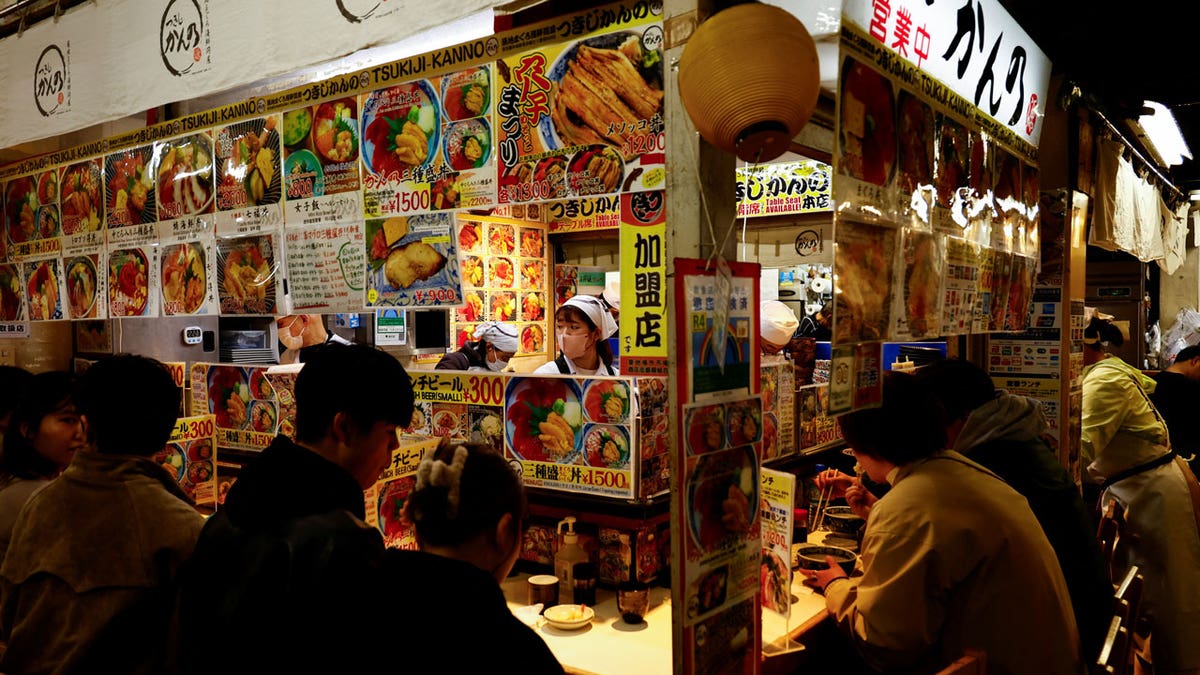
[678,3,820,162]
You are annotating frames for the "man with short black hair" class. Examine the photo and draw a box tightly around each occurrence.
[174,342,415,675]
[0,354,204,675]
[1151,344,1200,473]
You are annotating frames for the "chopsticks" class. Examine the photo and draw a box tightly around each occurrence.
[812,472,834,533]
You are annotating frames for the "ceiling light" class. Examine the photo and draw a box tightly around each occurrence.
[1136,101,1193,167]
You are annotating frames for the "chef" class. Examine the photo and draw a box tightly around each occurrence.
[435,321,519,372]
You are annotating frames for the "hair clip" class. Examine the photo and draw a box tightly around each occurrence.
[415,445,469,518]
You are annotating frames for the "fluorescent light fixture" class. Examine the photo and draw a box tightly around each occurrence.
[1137,101,1193,167]
[1190,190,1200,202]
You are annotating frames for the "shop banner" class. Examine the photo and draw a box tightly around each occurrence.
[618,190,667,375]
[0,0,503,150]
[496,13,665,204]
[190,363,281,452]
[547,195,621,233]
[841,0,1051,147]
[283,222,365,313]
[736,159,831,218]
[675,258,761,405]
[157,414,218,508]
[451,217,549,356]
[676,393,763,675]
[759,468,795,616]
[366,437,440,549]
[364,212,464,308]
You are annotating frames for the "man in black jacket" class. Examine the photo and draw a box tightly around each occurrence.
[915,359,1113,664]
[173,343,414,675]
[1150,344,1200,475]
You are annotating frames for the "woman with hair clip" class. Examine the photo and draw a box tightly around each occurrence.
[1081,311,1200,673]
[398,441,565,673]
[436,321,519,372]
[534,295,619,375]
[0,371,84,559]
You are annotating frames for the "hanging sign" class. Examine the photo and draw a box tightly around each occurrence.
[736,160,832,218]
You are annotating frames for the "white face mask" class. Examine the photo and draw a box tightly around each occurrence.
[558,332,591,360]
[279,319,305,350]
[487,356,508,372]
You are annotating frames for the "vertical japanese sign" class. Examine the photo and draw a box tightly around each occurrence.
[365,437,440,549]
[157,414,218,508]
[675,258,760,404]
[620,190,667,375]
[495,9,666,205]
[759,468,795,616]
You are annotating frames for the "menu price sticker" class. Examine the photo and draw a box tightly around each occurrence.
[518,460,633,498]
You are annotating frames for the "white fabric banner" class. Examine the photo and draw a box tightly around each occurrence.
[842,0,1051,147]
[0,0,502,150]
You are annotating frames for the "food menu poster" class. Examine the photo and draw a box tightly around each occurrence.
[759,363,794,460]
[635,376,669,499]
[284,222,366,313]
[403,370,638,500]
[452,217,549,356]
[157,414,218,508]
[618,190,668,375]
[365,437,440,550]
[364,211,464,308]
[798,383,843,453]
[676,395,763,675]
[189,363,282,453]
[675,258,760,404]
[759,468,795,616]
[0,2,667,323]
[495,18,666,205]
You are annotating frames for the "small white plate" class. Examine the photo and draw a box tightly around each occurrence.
[543,604,594,630]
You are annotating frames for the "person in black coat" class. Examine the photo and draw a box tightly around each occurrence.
[1150,344,1200,475]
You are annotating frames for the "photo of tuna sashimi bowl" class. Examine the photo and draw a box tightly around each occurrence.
[505,377,584,463]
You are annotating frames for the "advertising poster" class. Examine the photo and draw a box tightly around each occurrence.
[495,15,666,204]
[619,190,667,375]
[107,246,158,318]
[759,363,794,460]
[940,236,980,336]
[158,239,217,317]
[891,230,944,341]
[833,220,896,344]
[736,159,832,218]
[4,169,62,262]
[217,234,281,315]
[677,392,763,675]
[403,371,505,462]
[62,253,106,321]
[759,468,795,615]
[798,383,842,452]
[156,414,218,508]
[547,194,621,233]
[23,258,64,321]
[283,222,366,313]
[190,363,280,452]
[365,437,440,550]
[676,258,760,404]
[264,368,299,439]
[154,133,216,244]
[214,115,284,235]
[364,212,464,308]
[636,376,669,498]
[452,218,549,356]
[59,158,106,255]
[280,99,363,227]
[104,144,159,249]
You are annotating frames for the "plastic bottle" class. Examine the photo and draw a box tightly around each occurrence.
[555,516,589,604]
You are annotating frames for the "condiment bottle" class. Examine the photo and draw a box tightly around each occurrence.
[555,516,588,604]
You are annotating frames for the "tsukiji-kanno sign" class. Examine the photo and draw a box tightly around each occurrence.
[736,160,832,217]
[841,0,1051,148]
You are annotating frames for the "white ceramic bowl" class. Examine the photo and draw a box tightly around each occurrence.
[543,603,595,630]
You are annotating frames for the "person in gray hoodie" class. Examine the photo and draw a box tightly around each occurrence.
[914,358,1112,664]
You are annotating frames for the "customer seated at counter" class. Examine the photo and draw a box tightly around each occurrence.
[397,441,564,674]
[436,321,518,372]
[799,371,1084,675]
[173,343,415,675]
[535,295,618,376]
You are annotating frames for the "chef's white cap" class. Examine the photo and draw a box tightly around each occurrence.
[760,300,799,346]
[473,321,519,353]
[602,280,620,310]
[562,295,619,338]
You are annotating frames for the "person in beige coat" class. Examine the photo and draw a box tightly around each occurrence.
[801,371,1084,675]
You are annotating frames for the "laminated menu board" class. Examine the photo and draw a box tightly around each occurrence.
[364,437,440,550]
[759,363,795,460]
[364,212,464,308]
[404,371,639,500]
[190,363,281,452]
[759,468,795,616]
[214,116,284,236]
[280,99,363,226]
[156,414,218,508]
[452,217,550,356]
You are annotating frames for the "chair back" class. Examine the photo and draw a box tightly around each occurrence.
[937,650,986,675]
[1094,615,1129,675]
[1097,499,1125,582]
[1115,566,1144,635]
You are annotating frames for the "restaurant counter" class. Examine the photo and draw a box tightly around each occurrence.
[501,558,830,674]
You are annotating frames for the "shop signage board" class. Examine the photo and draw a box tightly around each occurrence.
[619,190,667,375]
[759,468,795,616]
[451,217,550,357]
[157,414,218,508]
[189,362,282,453]
[365,437,441,550]
[547,195,621,233]
[736,159,832,218]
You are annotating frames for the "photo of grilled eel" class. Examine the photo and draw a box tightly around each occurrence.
[551,36,663,159]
